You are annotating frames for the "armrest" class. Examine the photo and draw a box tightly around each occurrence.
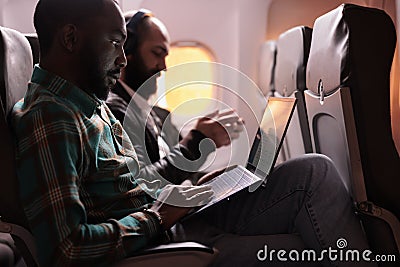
[0,232,15,267]
[357,201,400,254]
[113,242,218,267]
[133,241,215,256]
[1,220,218,267]
[0,220,39,267]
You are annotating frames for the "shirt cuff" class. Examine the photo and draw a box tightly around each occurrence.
[130,211,162,238]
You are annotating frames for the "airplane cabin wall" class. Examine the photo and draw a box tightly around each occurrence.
[120,0,143,11]
[136,0,271,168]
[393,1,400,153]
[0,0,37,33]
[0,0,4,27]
[0,0,143,33]
[137,0,270,85]
[266,0,367,40]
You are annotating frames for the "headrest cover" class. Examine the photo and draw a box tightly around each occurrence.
[258,40,277,96]
[0,26,33,116]
[25,33,40,66]
[306,4,399,217]
[306,4,396,95]
[275,26,312,96]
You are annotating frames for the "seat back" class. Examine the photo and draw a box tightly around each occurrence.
[258,40,277,97]
[24,33,40,66]
[305,4,399,256]
[0,26,32,228]
[274,26,313,160]
[0,26,37,266]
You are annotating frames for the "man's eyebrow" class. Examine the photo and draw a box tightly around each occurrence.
[112,29,127,40]
[154,45,168,53]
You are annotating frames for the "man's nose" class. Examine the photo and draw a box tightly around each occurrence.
[157,58,167,71]
[116,49,127,68]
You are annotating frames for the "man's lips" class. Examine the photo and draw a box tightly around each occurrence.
[108,70,121,81]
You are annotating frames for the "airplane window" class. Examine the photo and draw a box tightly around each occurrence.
[154,41,217,118]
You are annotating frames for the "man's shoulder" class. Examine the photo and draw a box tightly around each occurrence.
[106,91,129,110]
[152,106,171,123]
[12,93,81,129]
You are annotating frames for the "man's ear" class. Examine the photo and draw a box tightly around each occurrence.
[60,24,78,52]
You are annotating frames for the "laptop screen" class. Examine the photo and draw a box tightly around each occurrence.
[186,97,297,216]
[246,97,297,177]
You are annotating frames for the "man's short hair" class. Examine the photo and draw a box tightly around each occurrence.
[124,9,153,56]
[33,0,111,56]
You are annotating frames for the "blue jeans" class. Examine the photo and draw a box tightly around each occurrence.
[172,154,375,267]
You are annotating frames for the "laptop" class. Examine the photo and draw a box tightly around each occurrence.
[193,97,297,214]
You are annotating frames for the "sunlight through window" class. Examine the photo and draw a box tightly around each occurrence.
[155,42,216,117]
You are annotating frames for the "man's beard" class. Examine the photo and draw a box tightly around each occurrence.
[90,72,111,100]
[87,59,112,100]
[80,43,113,100]
[124,57,159,100]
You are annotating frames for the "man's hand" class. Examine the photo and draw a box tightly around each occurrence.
[196,168,225,185]
[196,164,238,185]
[194,109,244,148]
[150,183,213,230]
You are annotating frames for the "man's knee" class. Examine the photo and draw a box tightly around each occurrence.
[273,153,344,192]
[287,153,334,169]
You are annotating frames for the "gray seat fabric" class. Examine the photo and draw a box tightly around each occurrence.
[0,233,16,267]
[0,26,35,267]
[275,26,311,97]
[274,26,313,160]
[305,3,399,256]
[24,34,39,66]
[258,40,277,97]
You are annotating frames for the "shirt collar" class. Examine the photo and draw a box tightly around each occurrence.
[119,80,152,115]
[31,65,101,117]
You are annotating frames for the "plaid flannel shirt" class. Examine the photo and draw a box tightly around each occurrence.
[11,66,163,267]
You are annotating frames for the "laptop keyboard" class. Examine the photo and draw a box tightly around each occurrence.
[205,166,262,205]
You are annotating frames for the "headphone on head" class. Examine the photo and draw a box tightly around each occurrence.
[124,8,153,55]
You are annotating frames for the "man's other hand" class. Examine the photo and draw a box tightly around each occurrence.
[150,183,213,230]
[194,109,244,148]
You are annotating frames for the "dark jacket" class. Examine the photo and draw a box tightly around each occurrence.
[106,81,213,186]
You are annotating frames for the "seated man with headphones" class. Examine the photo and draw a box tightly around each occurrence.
[106,9,242,187]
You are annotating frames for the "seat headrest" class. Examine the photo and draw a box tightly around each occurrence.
[306,4,399,218]
[306,4,396,95]
[275,26,312,96]
[25,33,40,66]
[0,26,33,116]
[258,40,277,96]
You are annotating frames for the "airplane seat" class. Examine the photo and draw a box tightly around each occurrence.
[258,40,277,97]
[274,26,313,161]
[0,232,16,267]
[0,25,36,267]
[24,34,39,66]
[0,26,218,267]
[305,3,400,257]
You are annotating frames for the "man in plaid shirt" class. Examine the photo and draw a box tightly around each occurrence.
[11,0,214,266]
